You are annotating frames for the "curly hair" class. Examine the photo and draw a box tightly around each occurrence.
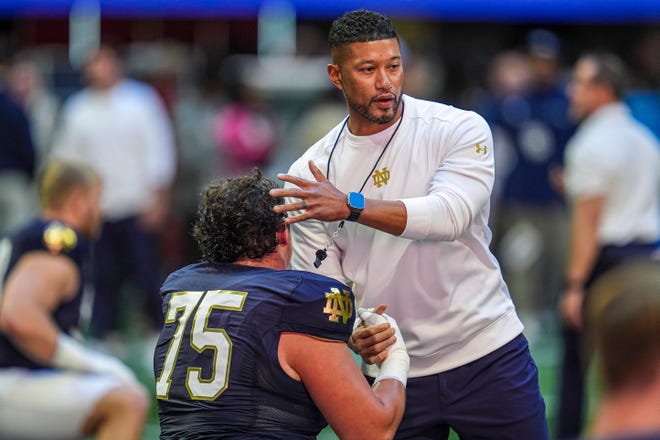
[328,9,398,49]
[192,169,285,264]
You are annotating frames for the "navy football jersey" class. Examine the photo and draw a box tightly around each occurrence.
[154,262,355,439]
[0,219,88,368]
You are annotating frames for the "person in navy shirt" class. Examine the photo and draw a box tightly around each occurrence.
[154,169,409,439]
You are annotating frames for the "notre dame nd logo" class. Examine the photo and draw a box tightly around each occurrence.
[43,223,77,254]
[323,287,353,324]
[372,167,390,188]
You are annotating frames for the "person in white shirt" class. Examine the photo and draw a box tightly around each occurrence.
[557,52,660,439]
[270,9,548,439]
[52,45,177,339]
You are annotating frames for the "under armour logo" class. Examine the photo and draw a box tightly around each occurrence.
[476,143,488,154]
[372,167,390,188]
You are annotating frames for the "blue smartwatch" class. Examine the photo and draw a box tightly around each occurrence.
[346,192,365,222]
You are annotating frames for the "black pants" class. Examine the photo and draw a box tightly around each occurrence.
[89,216,164,338]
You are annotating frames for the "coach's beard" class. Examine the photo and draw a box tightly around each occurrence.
[348,93,402,125]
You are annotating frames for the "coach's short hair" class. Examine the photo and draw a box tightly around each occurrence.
[38,160,100,210]
[192,169,286,264]
[329,9,399,49]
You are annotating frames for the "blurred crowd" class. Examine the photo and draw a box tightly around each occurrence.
[0,16,658,439]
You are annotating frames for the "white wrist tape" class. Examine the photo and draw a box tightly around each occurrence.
[52,333,137,384]
[357,308,388,327]
[373,314,409,387]
[355,308,383,376]
[361,362,381,378]
[356,309,409,387]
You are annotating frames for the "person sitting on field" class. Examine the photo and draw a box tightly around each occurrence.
[0,160,148,440]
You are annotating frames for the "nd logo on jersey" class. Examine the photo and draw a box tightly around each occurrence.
[43,222,77,254]
[323,287,353,324]
[372,167,390,188]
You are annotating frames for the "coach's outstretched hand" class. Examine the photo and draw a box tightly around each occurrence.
[270,160,351,224]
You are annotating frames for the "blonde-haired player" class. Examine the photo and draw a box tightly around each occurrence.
[0,160,148,439]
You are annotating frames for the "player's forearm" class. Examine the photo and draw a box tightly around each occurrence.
[0,308,60,364]
[371,380,406,438]
[333,380,405,440]
[355,309,408,439]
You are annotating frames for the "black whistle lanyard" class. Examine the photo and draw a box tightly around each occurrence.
[314,102,405,268]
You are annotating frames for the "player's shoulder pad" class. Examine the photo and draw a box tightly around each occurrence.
[280,270,355,342]
[42,221,79,255]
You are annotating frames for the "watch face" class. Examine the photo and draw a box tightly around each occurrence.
[348,192,365,209]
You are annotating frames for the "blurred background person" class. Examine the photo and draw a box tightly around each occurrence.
[171,54,230,264]
[7,53,60,170]
[276,89,347,181]
[0,160,148,440]
[482,29,575,336]
[0,52,37,238]
[212,78,278,178]
[51,45,177,341]
[557,52,660,439]
[584,260,660,440]
[476,49,532,216]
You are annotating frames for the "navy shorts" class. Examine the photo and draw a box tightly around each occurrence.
[395,333,549,440]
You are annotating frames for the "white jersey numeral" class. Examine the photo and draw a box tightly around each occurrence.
[155,290,247,400]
